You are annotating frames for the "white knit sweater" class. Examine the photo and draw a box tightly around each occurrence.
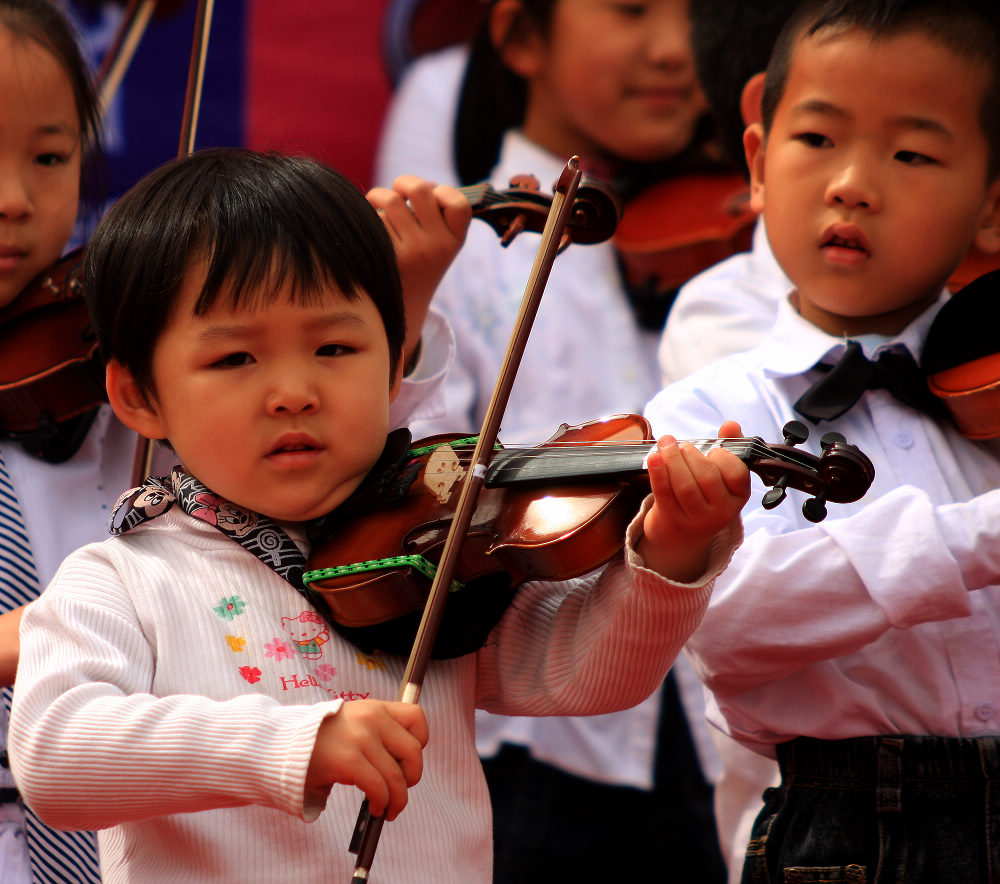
[10,504,738,883]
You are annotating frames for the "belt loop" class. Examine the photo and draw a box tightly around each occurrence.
[876,736,903,814]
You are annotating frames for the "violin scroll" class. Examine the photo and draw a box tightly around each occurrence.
[463,173,622,247]
[754,421,875,522]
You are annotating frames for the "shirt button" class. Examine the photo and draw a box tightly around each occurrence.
[894,430,914,449]
[976,702,994,721]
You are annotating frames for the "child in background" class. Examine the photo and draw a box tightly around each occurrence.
[0,2,116,879]
[0,4,469,880]
[402,1,732,879]
[643,1,1000,880]
[8,147,750,883]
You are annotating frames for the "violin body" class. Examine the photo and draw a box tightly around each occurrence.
[305,415,653,631]
[923,268,1000,438]
[0,249,105,440]
[614,172,757,328]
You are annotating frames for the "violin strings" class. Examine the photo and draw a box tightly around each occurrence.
[419,437,820,471]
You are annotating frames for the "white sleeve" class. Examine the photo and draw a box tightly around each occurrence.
[473,498,743,717]
[9,550,340,830]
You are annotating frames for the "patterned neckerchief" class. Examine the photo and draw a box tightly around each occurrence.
[110,467,307,587]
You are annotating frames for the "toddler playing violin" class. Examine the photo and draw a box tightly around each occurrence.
[0,7,471,882]
[8,147,749,883]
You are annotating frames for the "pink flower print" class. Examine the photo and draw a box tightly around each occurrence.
[214,596,246,620]
[264,638,294,661]
[315,663,337,682]
[239,666,262,684]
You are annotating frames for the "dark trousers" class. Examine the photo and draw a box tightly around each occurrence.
[742,735,1000,884]
[484,672,726,884]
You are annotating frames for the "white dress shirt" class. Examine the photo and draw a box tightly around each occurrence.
[645,292,1000,758]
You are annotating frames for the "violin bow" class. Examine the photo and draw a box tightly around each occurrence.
[130,0,215,487]
[348,158,587,882]
[96,0,157,118]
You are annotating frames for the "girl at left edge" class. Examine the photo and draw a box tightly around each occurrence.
[0,2,470,881]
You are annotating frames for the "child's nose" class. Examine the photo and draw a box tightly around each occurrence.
[0,170,33,221]
[647,5,695,68]
[826,163,881,212]
[266,374,319,415]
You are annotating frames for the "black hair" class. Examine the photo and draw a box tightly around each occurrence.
[453,0,555,186]
[689,0,801,177]
[760,0,1000,178]
[84,148,405,397]
[0,0,105,221]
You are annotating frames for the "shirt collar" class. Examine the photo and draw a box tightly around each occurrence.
[761,289,950,380]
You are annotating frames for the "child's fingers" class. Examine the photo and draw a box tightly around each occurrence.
[360,741,413,821]
[366,183,419,243]
[718,419,743,439]
[433,183,472,240]
[706,444,752,499]
[651,435,747,517]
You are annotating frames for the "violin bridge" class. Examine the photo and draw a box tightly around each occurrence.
[424,444,465,503]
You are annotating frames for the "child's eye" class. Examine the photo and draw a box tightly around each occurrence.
[211,352,254,368]
[34,153,67,167]
[317,343,352,357]
[793,132,832,149]
[610,2,647,17]
[895,150,936,166]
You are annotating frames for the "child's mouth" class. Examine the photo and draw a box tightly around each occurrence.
[826,235,865,251]
[267,436,322,464]
[821,229,871,265]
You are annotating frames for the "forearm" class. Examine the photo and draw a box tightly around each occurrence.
[477,503,741,716]
[688,485,983,697]
[0,606,24,688]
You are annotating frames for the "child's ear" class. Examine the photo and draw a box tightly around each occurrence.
[974,177,1000,254]
[740,73,766,127]
[744,122,767,214]
[105,360,168,440]
[490,0,545,79]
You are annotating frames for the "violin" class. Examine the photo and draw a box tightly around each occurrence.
[613,171,757,329]
[0,251,105,456]
[923,268,1000,439]
[302,413,876,659]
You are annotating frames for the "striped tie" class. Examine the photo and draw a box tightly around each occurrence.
[0,450,101,883]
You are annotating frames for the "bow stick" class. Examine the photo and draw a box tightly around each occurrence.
[96,0,157,118]
[130,0,215,487]
[348,157,587,882]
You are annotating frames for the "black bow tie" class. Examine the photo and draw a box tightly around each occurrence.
[794,340,946,423]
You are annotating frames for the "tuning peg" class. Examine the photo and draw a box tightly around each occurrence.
[761,476,790,509]
[820,432,846,450]
[781,420,809,446]
[802,490,829,522]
